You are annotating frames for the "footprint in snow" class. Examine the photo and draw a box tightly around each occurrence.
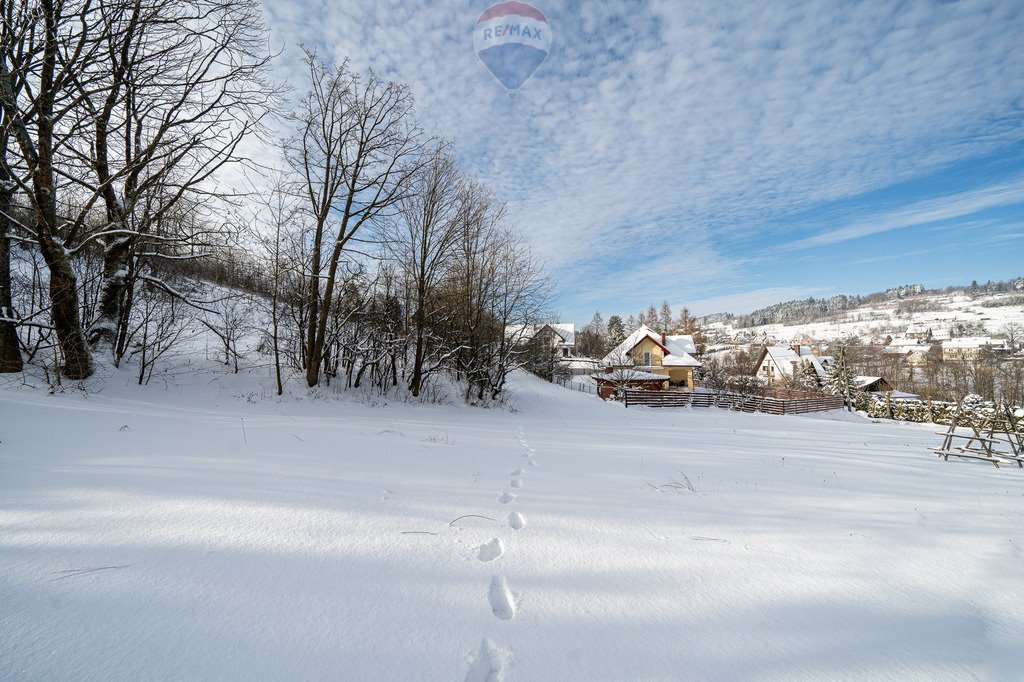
[488,575,516,620]
[478,538,505,562]
[508,512,526,530]
[510,468,525,477]
[510,478,523,489]
[498,491,516,504]
[527,459,537,467]
[465,638,510,682]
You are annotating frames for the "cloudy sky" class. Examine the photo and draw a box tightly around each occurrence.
[260,0,1023,320]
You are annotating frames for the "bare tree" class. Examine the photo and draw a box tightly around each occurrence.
[1001,322,1022,351]
[66,0,274,355]
[388,141,462,396]
[0,0,272,377]
[252,176,300,395]
[288,51,423,387]
[0,0,109,378]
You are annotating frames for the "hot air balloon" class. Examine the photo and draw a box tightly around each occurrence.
[473,2,551,99]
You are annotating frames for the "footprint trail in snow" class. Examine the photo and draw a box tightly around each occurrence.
[465,638,510,682]
[508,511,526,530]
[478,538,505,562]
[488,575,516,620]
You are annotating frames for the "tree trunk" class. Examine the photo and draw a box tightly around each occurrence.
[0,6,92,379]
[0,187,23,373]
[303,218,325,386]
[88,234,131,351]
[409,300,426,397]
[38,235,92,379]
[0,122,22,372]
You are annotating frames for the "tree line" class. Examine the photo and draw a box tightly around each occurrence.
[572,300,706,360]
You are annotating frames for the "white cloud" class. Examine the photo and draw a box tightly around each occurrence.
[776,176,1024,252]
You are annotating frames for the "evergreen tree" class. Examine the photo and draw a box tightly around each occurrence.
[798,359,821,390]
[823,346,857,410]
[626,313,638,331]
[606,315,626,347]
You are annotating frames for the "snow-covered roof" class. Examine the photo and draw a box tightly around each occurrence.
[601,325,701,368]
[942,337,999,350]
[661,353,701,367]
[664,335,697,355]
[761,345,828,377]
[888,337,930,348]
[603,325,657,363]
[884,338,932,354]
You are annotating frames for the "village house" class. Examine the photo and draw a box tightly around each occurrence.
[752,344,831,385]
[904,324,933,341]
[941,336,1006,360]
[507,323,576,358]
[854,376,895,393]
[600,325,701,390]
[884,337,933,368]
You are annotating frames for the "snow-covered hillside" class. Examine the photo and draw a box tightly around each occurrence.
[709,290,1024,342]
[2,370,1022,679]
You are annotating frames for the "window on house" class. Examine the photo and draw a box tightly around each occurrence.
[643,351,652,365]
[562,347,569,357]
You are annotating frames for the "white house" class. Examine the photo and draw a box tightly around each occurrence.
[942,336,1006,360]
[506,323,576,358]
[753,345,830,385]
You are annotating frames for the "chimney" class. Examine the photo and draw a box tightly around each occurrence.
[792,344,801,357]
[661,333,666,345]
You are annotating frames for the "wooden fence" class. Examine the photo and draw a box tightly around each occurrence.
[622,389,844,415]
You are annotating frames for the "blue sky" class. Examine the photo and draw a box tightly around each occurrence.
[260,0,1024,320]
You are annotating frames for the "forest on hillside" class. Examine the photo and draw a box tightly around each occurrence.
[698,277,1024,328]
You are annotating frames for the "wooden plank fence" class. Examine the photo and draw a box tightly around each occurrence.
[622,389,843,415]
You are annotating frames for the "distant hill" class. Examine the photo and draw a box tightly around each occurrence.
[698,277,1024,330]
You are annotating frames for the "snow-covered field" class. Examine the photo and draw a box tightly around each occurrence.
[2,369,1023,679]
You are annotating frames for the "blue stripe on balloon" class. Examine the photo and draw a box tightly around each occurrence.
[476,43,548,91]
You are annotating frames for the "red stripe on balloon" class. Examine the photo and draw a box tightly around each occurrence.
[477,1,548,24]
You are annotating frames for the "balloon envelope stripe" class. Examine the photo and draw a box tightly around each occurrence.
[477,1,548,23]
